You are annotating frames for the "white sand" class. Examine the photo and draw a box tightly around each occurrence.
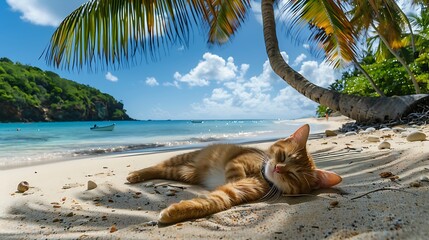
[1,116,429,239]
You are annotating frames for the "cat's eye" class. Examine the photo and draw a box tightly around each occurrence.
[276,151,286,162]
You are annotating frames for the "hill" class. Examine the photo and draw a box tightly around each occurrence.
[0,57,132,122]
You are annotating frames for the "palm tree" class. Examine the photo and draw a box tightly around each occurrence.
[348,0,421,93]
[44,0,429,123]
[285,0,385,96]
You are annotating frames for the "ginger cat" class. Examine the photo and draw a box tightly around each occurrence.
[127,124,341,224]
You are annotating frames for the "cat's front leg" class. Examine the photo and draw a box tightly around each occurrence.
[127,165,163,183]
[158,178,267,224]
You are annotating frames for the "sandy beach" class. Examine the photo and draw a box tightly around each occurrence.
[1,116,429,239]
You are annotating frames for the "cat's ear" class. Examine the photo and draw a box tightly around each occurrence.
[314,169,342,189]
[290,124,310,148]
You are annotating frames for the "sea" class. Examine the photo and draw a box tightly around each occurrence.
[0,119,330,169]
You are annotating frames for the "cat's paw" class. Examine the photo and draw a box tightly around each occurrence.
[126,171,144,183]
[158,204,186,224]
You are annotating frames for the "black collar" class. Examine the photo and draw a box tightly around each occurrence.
[260,162,274,188]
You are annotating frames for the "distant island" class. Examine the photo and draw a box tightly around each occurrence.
[0,57,132,122]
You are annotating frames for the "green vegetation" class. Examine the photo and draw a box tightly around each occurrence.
[316,5,429,118]
[0,57,131,122]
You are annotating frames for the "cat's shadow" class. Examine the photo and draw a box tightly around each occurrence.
[274,187,347,205]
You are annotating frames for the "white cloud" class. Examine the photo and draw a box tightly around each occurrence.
[298,61,337,87]
[174,52,247,87]
[188,51,336,119]
[292,53,307,66]
[105,72,119,82]
[6,0,86,27]
[163,81,181,89]
[145,77,159,87]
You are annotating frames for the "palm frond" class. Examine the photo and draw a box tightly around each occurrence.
[285,0,358,68]
[43,0,250,71]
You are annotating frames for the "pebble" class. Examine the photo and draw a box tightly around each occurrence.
[345,131,357,136]
[420,176,429,182]
[410,181,421,188]
[380,127,392,132]
[406,131,427,142]
[401,132,409,138]
[392,127,406,133]
[110,224,118,233]
[367,135,380,142]
[17,181,29,193]
[165,190,176,196]
[144,182,154,187]
[87,180,97,190]
[365,127,376,132]
[378,141,391,150]
[359,130,371,135]
[325,130,337,137]
[143,221,158,227]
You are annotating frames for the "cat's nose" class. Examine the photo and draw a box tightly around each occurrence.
[275,163,287,173]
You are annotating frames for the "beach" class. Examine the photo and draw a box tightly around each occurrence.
[1,116,429,239]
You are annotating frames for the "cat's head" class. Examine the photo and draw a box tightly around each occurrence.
[264,124,342,194]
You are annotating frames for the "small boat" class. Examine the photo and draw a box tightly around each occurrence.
[191,120,203,123]
[90,123,115,131]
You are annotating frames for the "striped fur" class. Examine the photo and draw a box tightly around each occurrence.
[126,124,341,224]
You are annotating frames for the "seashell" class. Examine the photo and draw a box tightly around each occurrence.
[17,181,29,193]
[325,130,337,137]
[378,141,391,150]
[392,127,406,133]
[345,131,357,136]
[87,180,97,190]
[406,131,427,142]
[367,135,380,142]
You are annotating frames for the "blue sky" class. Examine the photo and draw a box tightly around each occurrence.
[0,0,342,120]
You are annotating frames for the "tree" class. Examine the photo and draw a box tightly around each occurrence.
[44,0,429,123]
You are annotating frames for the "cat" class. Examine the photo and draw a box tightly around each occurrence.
[126,124,342,224]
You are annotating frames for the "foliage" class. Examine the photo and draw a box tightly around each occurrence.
[0,58,132,122]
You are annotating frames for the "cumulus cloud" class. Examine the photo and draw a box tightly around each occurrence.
[188,51,336,119]
[292,53,307,66]
[6,0,86,27]
[174,52,248,87]
[105,72,119,82]
[145,77,159,87]
[298,61,338,87]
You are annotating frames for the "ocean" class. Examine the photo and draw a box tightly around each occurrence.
[0,119,329,169]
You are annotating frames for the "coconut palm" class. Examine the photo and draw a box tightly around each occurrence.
[348,0,421,93]
[44,0,429,123]
[285,0,385,96]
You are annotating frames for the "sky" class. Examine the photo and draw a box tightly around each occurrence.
[0,0,387,120]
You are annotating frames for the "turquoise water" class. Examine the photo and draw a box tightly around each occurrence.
[0,119,329,168]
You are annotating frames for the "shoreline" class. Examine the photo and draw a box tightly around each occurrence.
[0,116,350,171]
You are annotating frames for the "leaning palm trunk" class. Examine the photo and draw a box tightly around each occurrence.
[261,0,428,123]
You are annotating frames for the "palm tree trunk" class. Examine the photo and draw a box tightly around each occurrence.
[352,60,385,96]
[261,0,428,123]
[370,23,421,94]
